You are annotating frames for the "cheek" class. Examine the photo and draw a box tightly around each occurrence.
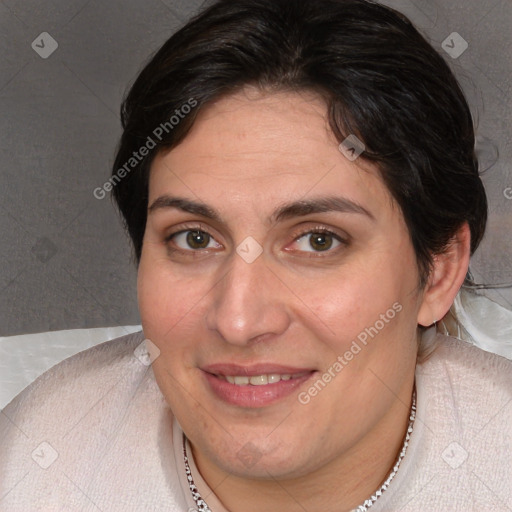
[137,253,225,380]
[137,255,201,341]
[294,245,420,359]
[298,263,407,333]
[137,260,203,398]
[137,261,169,332]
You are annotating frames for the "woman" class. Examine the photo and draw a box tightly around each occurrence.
[1,0,510,510]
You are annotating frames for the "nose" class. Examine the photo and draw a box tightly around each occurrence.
[205,251,291,346]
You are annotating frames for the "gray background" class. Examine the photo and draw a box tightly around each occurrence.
[1,0,511,336]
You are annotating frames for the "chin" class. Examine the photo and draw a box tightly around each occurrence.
[203,426,318,479]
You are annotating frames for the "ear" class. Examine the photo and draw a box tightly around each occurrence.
[417,222,471,327]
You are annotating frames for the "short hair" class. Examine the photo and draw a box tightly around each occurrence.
[112,0,487,287]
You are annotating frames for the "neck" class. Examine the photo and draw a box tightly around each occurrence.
[191,377,415,512]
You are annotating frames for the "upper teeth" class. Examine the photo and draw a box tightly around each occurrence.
[222,373,305,386]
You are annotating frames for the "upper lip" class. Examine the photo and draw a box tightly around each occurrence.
[202,363,316,377]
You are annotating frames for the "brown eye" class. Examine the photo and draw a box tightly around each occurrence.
[292,231,343,253]
[169,230,221,251]
[309,233,333,251]
[186,230,211,249]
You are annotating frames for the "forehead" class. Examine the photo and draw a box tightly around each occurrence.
[148,89,395,221]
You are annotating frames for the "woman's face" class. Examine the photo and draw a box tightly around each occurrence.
[138,90,424,480]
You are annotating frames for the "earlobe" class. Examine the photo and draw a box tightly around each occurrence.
[417,222,471,327]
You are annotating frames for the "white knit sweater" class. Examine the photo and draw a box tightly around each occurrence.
[0,331,510,511]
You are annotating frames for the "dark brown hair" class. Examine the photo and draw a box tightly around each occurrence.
[112,0,487,286]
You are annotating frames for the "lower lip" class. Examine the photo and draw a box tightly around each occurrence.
[202,371,315,408]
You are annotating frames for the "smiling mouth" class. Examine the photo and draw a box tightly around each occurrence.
[201,364,317,407]
[214,372,311,386]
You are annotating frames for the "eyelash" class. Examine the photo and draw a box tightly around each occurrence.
[164,224,348,256]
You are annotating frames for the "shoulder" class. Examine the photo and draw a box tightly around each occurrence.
[418,334,511,434]
[407,335,511,508]
[2,330,147,418]
[0,330,149,452]
[0,331,187,510]
[419,334,512,396]
[379,336,512,511]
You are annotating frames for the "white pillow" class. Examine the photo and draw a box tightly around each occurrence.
[0,326,141,410]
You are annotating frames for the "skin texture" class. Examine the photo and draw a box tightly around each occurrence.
[137,89,470,511]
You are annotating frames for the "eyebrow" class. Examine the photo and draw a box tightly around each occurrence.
[148,195,374,223]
